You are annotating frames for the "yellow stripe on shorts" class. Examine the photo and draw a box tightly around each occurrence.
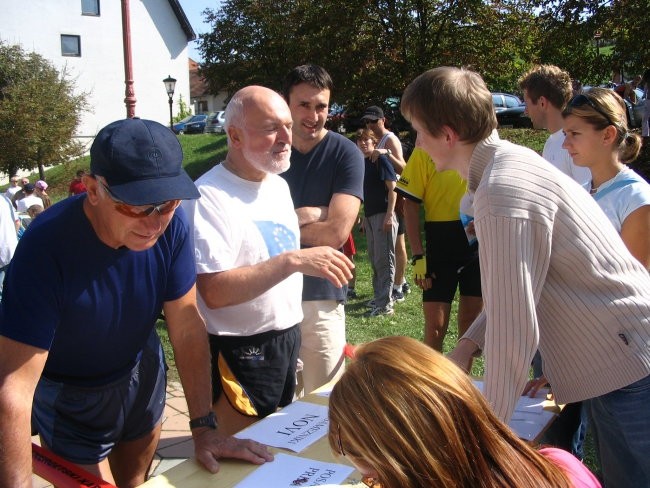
[218,353,258,417]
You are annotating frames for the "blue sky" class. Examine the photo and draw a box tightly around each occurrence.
[177,0,221,61]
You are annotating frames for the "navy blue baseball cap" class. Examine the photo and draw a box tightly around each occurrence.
[90,118,200,205]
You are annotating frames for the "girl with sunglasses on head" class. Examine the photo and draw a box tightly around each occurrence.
[328,336,601,488]
[562,87,650,269]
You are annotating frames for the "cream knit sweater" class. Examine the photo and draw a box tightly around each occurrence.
[463,132,650,422]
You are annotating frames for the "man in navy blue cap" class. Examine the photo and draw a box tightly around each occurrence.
[0,118,272,487]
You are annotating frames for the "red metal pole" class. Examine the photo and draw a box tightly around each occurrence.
[121,0,136,118]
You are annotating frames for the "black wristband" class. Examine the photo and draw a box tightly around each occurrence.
[189,411,218,430]
[410,254,424,265]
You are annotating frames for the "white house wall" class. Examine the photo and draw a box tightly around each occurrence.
[0,0,191,139]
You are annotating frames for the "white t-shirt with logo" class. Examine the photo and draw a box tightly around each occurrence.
[185,163,303,336]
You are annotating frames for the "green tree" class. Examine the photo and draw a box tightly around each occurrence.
[198,0,540,107]
[535,0,649,83]
[199,0,647,112]
[0,42,88,179]
[173,94,193,123]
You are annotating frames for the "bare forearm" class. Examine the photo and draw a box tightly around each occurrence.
[0,394,34,486]
[295,206,328,227]
[387,153,405,174]
[199,248,354,308]
[198,254,295,308]
[299,221,350,248]
[168,316,213,420]
[386,184,397,216]
[0,339,47,487]
[403,199,424,255]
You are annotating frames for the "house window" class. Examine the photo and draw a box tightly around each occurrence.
[81,0,100,15]
[61,35,81,57]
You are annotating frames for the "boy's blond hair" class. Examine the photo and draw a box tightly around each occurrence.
[401,66,496,143]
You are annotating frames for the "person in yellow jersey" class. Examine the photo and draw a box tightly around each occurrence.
[396,147,483,350]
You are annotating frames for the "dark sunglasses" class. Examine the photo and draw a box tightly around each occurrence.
[567,94,616,127]
[364,119,379,125]
[97,178,180,219]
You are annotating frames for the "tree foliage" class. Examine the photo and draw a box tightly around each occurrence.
[173,94,193,123]
[535,0,649,84]
[0,42,88,179]
[198,0,647,110]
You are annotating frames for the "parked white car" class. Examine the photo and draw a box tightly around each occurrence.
[205,111,226,134]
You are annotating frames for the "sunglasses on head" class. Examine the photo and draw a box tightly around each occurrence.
[96,178,180,219]
[568,94,616,127]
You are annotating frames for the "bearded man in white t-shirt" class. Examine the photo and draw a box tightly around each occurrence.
[184,86,354,436]
[519,65,591,188]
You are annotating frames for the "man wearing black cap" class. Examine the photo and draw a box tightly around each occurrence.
[362,105,410,303]
[15,183,44,214]
[0,118,272,487]
[361,105,406,173]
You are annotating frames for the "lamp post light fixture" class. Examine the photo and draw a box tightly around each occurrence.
[163,75,176,130]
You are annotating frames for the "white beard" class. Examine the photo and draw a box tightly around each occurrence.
[243,146,292,175]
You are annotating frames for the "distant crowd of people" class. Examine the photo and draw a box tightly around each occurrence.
[0,62,649,488]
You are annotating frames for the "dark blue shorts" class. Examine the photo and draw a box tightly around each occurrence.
[209,325,300,418]
[32,331,167,464]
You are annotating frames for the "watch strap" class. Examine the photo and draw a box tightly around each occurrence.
[189,411,218,430]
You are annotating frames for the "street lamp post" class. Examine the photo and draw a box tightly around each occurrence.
[163,75,176,130]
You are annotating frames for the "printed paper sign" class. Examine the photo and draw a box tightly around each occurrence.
[234,453,355,488]
[234,401,330,452]
[472,379,556,441]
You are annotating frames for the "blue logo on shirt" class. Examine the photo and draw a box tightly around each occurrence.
[254,221,297,256]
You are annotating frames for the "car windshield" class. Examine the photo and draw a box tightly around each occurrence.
[178,115,193,124]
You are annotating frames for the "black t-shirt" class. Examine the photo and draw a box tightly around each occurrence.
[363,155,397,217]
[281,131,364,301]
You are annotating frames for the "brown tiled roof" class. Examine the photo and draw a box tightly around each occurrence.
[189,58,209,97]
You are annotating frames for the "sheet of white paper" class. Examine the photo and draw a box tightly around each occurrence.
[234,401,330,452]
[514,394,548,414]
[472,379,555,441]
[315,389,332,398]
[234,453,354,488]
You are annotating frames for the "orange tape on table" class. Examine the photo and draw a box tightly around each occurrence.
[32,443,116,488]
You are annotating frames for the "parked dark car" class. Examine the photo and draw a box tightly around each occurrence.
[492,92,524,112]
[583,86,645,128]
[496,104,532,128]
[205,111,226,134]
[172,114,207,135]
[324,106,364,134]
